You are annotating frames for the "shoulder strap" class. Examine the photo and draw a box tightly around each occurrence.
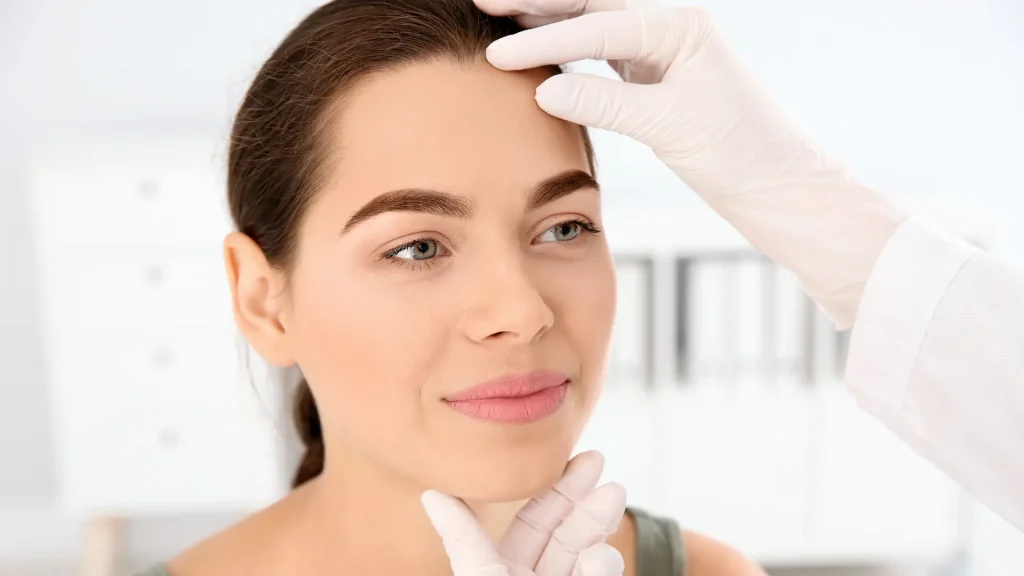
[628,507,686,576]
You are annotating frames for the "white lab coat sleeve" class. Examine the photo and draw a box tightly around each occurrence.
[845,216,1024,531]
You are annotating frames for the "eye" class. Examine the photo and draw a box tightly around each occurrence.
[536,219,600,244]
[387,238,444,261]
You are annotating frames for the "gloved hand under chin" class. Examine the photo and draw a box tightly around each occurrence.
[476,0,907,330]
[422,451,626,576]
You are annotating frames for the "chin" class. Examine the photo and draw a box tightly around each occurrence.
[432,439,574,503]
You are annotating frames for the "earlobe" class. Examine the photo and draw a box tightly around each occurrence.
[223,232,296,367]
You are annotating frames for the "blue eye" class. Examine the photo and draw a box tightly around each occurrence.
[539,222,581,242]
[537,219,600,244]
[389,239,441,261]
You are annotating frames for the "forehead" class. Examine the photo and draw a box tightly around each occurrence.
[321,59,591,205]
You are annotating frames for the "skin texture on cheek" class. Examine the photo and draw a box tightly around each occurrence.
[281,59,616,501]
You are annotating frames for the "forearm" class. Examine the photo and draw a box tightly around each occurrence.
[710,164,907,330]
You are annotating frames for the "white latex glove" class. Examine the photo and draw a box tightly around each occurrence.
[477,0,907,329]
[422,451,626,576]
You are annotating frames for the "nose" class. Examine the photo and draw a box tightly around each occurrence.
[460,258,555,345]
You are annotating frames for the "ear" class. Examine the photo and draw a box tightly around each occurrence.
[223,231,296,367]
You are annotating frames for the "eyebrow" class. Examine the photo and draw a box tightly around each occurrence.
[340,169,600,233]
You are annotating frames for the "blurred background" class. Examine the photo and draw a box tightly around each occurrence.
[2,0,1024,575]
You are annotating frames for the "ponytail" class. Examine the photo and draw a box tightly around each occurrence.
[291,378,324,488]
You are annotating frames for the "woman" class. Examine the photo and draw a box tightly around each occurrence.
[141,1,764,575]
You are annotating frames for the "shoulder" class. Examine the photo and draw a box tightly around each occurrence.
[622,508,764,576]
[165,488,311,576]
[681,529,766,576]
[164,516,268,576]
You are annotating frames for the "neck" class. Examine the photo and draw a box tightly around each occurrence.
[300,450,525,576]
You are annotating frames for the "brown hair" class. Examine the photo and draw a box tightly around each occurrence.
[227,0,595,489]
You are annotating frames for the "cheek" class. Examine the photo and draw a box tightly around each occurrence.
[544,251,617,391]
[284,261,451,444]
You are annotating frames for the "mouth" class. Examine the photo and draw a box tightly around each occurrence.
[442,369,571,424]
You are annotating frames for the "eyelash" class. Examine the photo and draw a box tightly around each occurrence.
[380,218,603,270]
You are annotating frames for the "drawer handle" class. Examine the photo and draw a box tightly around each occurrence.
[137,179,160,200]
[145,265,164,284]
[157,426,178,450]
[152,347,174,368]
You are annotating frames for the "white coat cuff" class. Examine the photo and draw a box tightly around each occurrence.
[844,216,979,425]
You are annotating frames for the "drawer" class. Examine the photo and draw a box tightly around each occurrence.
[46,332,289,514]
[44,327,264,410]
[28,162,232,248]
[54,395,288,515]
[38,251,235,331]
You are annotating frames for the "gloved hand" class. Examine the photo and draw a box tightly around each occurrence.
[422,451,626,576]
[476,0,907,329]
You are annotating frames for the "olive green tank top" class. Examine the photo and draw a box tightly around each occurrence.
[137,507,685,576]
[629,507,686,576]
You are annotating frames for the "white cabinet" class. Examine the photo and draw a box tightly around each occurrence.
[28,135,289,517]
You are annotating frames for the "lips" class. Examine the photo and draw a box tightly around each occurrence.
[443,369,570,423]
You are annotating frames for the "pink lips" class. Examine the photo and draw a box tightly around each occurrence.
[443,369,570,424]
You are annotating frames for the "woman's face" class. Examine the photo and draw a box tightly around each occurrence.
[283,59,616,501]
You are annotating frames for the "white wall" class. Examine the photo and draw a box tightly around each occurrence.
[1,0,1022,570]
[598,0,1024,248]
